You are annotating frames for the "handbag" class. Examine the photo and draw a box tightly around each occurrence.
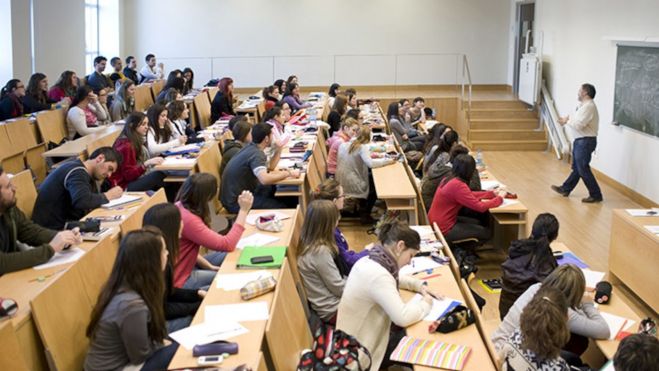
[255,215,284,232]
[428,305,475,333]
[297,324,371,371]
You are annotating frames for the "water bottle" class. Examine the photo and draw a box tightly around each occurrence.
[476,149,484,167]
[309,108,317,125]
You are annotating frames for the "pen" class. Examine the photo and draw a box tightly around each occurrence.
[421,273,442,281]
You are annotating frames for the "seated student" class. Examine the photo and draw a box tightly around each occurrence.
[156,73,185,103]
[493,264,610,357]
[123,56,139,84]
[287,75,298,86]
[262,85,280,111]
[499,286,571,370]
[275,100,292,122]
[282,82,311,113]
[66,86,108,140]
[87,56,112,93]
[48,70,78,102]
[336,220,437,371]
[327,82,341,107]
[346,92,358,110]
[298,200,346,323]
[326,94,348,136]
[220,123,300,213]
[140,53,164,83]
[22,73,58,114]
[387,101,425,152]
[95,88,112,126]
[262,106,290,148]
[167,100,202,144]
[0,79,25,120]
[499,213,559,319]
[110,79,136,121]
[156,87,182,106]
[327,118,359,177]
[0,167,83,274]
[182,67,194,94]
[424,127,457,174]
[408,97,426,125]
[143,204,204,333]
[421,144,480,211]
[312,179,368,272]
[220,119,252,176]
[84,228,178,371]
[428,154,503,244]
[336,125,395,224]
[109,57,125,80]
[273,79,287,96]
[145,104,186,156]
[109,112,166,191]
[613,333,659,371]
[424,107,435,120]
[210,77,235,123]
[32,147,123,230]
[175,174,252,289]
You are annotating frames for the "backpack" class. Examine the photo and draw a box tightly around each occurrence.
[366,210,402,236]
[297,324,371,371]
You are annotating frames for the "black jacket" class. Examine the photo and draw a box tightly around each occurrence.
[123,67,139,84]
[210,92,235,123]
[326,111,342,137]
[499,238,558,319]
[22,93,55,114]
[164,265,201,319]
[220,140,244,176]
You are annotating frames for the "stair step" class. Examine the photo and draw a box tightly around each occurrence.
[470,140,547,151]
[469,108,537,119]
[471,100,530,110]
[470,118,539,130]
[469,129,546,141]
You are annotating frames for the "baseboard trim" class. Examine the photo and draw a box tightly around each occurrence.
[234,84,511,94]
[592,168,658,208]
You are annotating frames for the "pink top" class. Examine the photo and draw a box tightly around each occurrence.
[174,201,246,287]
[327,132,350,175]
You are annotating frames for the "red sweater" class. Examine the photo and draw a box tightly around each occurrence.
[109,138,146,189]
[428,177,503,234]
[173,202,246,287]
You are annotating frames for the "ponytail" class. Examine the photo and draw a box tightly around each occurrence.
[312,179,341,201]
[1,79,21,99]
[378,219,420,251]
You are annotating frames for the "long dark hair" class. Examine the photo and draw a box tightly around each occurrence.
[146,103,172,143]
[86,229,167,342]
[1,79,21,98]
[332,95,348,116]
[118,112,148,163]
[53,70,77,95]
[163,75,185,93]
[175,173,218,226]
[70,85,93,108]
[451,154,476,183]
[284,82,299,98]
[427,129,459,168]
[423,123,448,154]
[328,83,340,97]
[273,79,285,94]
[183,67,194,92]
[26,73,48,104]
[167,100,187,121]
[218,77,234,103]
[143,203,181,273]
[528,213,560,267]
[387,101,401,121]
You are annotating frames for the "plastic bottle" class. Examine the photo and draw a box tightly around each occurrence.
[476,149,483,167]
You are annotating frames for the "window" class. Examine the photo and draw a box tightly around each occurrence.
[85,0,118,75]
[84,0,99,74]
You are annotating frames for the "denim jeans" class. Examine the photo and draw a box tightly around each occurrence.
[561,137,602,199]
[141,343,178,370]
[180,252,227,291]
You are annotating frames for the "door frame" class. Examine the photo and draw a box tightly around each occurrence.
[513,0,535,95]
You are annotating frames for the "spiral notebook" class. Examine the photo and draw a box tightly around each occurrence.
[390,336,471,371]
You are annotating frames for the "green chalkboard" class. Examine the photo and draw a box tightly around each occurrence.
[613,45,659,137]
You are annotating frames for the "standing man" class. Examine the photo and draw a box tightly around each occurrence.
[123,56,139,84]
[551,83,603,203]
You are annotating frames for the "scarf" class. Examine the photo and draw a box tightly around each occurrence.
[369,245,399,286]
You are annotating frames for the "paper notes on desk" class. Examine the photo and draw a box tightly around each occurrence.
[236,233,280,249]
[399,257,442,277]
[101,194,141,208]
[169,320,248,350]
[644,225,659,235]
[34,247,85,270]
[161,157,196,167]
[276,158,298,169]
[205,301,270,322]
[480,180,501,191]
[625,208,659,217]
[500,198,520,207]
[600,312,635,340]
[245,211,291,226]
[411,294,462,321]
[216,270,273,291]
[581,269,606,290]
[390,336,472,371]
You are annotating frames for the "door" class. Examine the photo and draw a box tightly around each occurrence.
[513,1,535,95]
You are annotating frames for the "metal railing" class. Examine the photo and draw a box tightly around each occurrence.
[460,54,473,116]
[540,81,570,159]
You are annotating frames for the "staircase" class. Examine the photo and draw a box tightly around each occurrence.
[467,100,547,151]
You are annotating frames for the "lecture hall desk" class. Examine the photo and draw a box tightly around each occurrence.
[41,124,123,159]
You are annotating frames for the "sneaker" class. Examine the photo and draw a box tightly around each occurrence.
[582,196,603,203]
[551,185,569,197]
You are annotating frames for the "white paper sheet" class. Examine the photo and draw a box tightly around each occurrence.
[34,247,85,270]
[101,194,141,208]
[169,320,248,350]
[480,180,501,191]
[625,208,659,217]
[600,312,634,340]
[277,159,298,169]
[411,294,462,321]
[398,257,442,277]
[246,211,292,226]
[280,152,306,159]
[644,225,659,235]
[216,270,274,290]
[499,198,520,207]
[161,157,196,166]
[409,225,434,239]
[236,233,280,249]
[168,144,200,153]
[581,269,606,289]
[205,302,270,322]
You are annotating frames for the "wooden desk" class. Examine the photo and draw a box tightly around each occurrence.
[609,209,659,311]
[168,209,298,370]
[480,169,528,248]
[552,242,643,360]
[373,162,419,225]
[153,142,216,172]
[42,124,122,159]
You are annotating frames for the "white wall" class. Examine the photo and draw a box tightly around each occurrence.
[535,0,659,203]
[0,0,13,84]
[10,0,31,82]
[121,0,512,88]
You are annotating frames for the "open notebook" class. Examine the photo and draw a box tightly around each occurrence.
[101,194,141,209]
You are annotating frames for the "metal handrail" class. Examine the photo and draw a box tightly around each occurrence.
[461,55,473,116]
[540,82,570,159]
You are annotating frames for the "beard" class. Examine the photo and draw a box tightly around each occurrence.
[0,197,17,213]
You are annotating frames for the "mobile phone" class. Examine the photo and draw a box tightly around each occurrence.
[197,355,224,365]
[250,255,274,264]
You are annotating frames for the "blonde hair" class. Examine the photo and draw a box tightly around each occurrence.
[542,264,586,309]
[342,117,359,130]
[349,125,371,154]
[299,200,339,256]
